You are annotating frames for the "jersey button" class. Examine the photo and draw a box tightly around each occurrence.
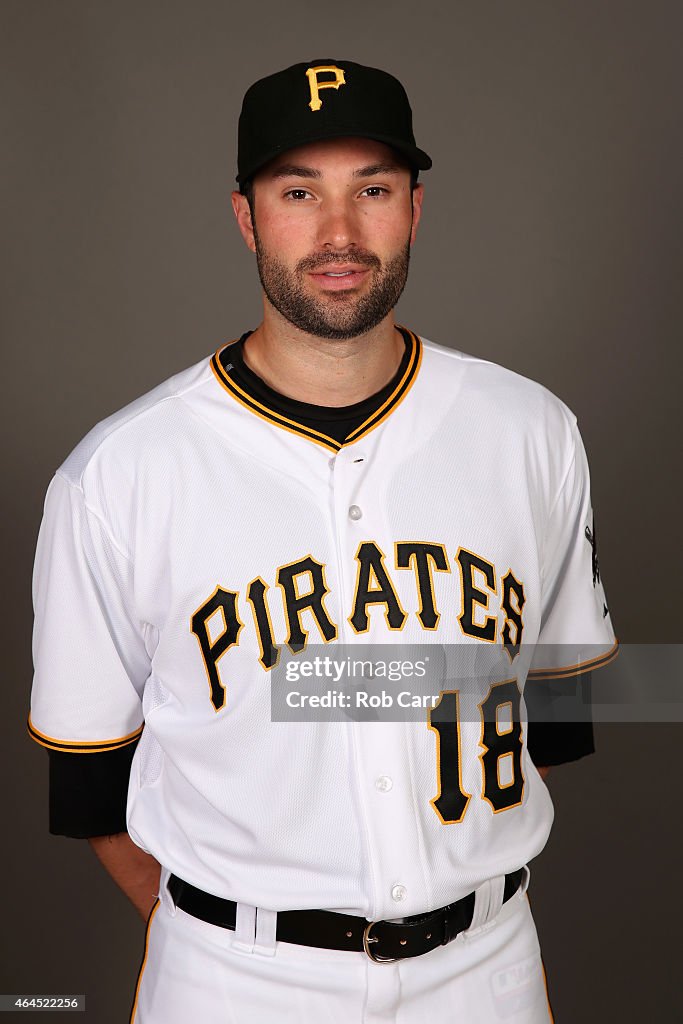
[391,885,407,902]
[348,505,362,521]
[375,776,393,792]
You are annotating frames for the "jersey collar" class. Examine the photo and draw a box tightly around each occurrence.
[210,326,422,453]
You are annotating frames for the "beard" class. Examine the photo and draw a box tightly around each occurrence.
[253,228,411,340]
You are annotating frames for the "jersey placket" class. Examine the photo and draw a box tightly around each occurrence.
[328,442,430,922]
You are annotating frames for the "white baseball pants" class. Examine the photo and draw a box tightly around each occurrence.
[130,867,554,1023]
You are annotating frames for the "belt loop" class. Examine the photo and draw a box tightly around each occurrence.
[486,874,505,922]
[159,867,177,917]
[253,908,278,957]
[466,873,512,938]
[467,878,491,932]
[232,903,257,953]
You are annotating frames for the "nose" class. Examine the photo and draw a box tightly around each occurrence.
[316,194,360,250]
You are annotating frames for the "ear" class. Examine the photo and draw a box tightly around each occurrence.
[409,183,424,246]
[231,190,256,253]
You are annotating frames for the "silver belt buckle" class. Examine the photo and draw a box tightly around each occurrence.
[362,920,399,964]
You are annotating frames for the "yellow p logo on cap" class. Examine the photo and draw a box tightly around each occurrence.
[305,65,346,112]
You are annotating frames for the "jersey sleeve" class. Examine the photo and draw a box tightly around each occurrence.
[527,421,618,685]
[29,472,148,759]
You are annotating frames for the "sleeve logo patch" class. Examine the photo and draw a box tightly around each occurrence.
[584,516,601,587]
[585,515,609,617]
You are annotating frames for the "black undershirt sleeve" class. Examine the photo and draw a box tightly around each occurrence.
[48,741,138,838]
[525,675,595,766]
[527,720,595,766]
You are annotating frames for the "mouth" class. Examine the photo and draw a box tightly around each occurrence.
[308,266,370,291]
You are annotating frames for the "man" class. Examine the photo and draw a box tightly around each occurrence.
[30,60,617,1022]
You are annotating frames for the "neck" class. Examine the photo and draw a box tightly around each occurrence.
[241,301,405,407]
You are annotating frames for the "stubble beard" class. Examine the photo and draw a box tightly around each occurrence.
[253,225,412,341]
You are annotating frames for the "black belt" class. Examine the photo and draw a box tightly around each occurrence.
[167,868,525,963]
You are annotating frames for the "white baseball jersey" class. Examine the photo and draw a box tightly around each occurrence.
[30,329,616,922]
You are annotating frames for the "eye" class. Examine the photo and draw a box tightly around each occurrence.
[360,186,389,198]
[284,188,314,201]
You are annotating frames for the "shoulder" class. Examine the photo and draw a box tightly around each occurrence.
[416,334,578,444]
[57,355,214,492]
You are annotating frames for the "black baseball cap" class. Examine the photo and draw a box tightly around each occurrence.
[236,58,432,187]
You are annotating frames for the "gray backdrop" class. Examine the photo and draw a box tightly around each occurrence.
[2,1,681,1021]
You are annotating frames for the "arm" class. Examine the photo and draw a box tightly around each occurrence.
[30,477,158,920]
[46,744,159,920]
[536,765,550,781]
[88,832,161,921]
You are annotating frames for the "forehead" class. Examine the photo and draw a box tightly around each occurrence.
[256,137,410,181]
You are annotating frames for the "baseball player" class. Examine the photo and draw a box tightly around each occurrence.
[29,59,617,1022]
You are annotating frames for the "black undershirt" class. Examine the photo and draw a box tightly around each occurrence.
[220,327,413,444]
[47,332,594,837]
